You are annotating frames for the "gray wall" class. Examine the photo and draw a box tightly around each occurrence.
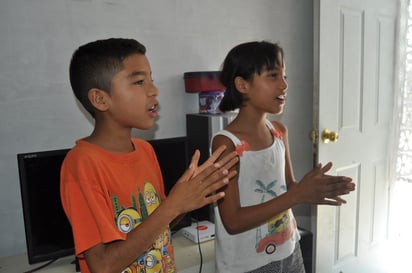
[0,0,313,257]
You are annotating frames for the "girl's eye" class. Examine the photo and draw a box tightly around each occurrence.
[134,79,144,86]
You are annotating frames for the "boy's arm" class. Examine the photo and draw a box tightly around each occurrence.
[84,146,238,273]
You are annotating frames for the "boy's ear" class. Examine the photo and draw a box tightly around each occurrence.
[234,76,249,94]
[88,88,110,111]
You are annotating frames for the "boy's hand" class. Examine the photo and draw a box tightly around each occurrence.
[188,145,230,177]
[166,145,238,214]
[295,162,356,205]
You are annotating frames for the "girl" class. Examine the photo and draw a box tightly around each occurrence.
[212,41,355,273]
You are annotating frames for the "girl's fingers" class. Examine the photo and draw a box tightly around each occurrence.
[332,196,347,204]
[319,196,346,206]
[319,199,341,206]
[320,162,333,173]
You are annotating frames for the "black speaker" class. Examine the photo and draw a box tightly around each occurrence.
[298,227,313,273]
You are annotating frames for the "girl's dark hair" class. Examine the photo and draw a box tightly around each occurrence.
[69,38,146,117]
[218,41,284,112]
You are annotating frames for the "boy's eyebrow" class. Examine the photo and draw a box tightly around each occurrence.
[127,70,147,78]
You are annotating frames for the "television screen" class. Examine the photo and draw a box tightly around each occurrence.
[148,136,192,230]
[17,148,74,264]
[148,137,190,195]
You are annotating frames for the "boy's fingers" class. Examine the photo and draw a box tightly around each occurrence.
[215,151,238,168]
[178,163,196,183]
[194,145,227,176]
[203,191,226,204]
[208,145,227,163]
[194,156,236,184]
[189,149,200,169]
[176,150,200,183]
[201,170,237,202]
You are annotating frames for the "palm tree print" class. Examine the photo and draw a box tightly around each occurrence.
[254,179,278,245]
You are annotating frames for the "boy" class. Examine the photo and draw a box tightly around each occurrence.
[60,38,238,273]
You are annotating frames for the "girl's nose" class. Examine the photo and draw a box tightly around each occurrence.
[282,78,288,90]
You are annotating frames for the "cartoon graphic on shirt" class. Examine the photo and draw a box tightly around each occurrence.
[112,181,176,273]
[256,210,296,255]
[144,182,161,214]
[142,249,163,273]
[254,179,293,255]
[116,207,142,233]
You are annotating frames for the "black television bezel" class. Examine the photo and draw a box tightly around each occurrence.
[17,148,74,264]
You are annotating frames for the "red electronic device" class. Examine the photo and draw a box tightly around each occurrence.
[183,71,225,93]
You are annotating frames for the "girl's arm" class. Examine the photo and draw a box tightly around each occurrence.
[275,120,354,205]
[271,120,298,190]
[212,121,355,235]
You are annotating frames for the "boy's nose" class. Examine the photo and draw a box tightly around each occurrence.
[149,84,159,96]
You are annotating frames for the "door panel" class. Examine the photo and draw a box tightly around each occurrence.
[314,0,397,272]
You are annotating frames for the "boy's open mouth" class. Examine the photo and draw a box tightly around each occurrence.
[149,104,158,113]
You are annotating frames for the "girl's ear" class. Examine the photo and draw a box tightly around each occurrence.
[234,76,249,94]
[88,88,110,112]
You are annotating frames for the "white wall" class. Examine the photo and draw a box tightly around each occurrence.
[0,0,313,257]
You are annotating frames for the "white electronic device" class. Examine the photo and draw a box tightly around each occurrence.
[181,220,215,243]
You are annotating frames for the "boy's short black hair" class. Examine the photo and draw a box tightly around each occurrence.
[69,38,146,117]
[218,41,284,112]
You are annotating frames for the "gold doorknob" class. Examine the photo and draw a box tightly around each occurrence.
[321,129,339,143]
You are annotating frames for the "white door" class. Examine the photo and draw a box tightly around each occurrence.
[313,0,398,272]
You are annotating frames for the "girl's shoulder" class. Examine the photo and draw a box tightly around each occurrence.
[212,129,239,151]
[268,119,287,141]
[270,119,288,134]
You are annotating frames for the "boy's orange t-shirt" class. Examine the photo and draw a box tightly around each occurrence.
[60,138,176,273]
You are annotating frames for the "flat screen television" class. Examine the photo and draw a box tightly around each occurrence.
[17,148,73,265]
[148,136,190,195]
[17,137,191,265]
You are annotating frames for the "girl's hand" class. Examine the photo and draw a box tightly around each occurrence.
[294,162,355,205]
